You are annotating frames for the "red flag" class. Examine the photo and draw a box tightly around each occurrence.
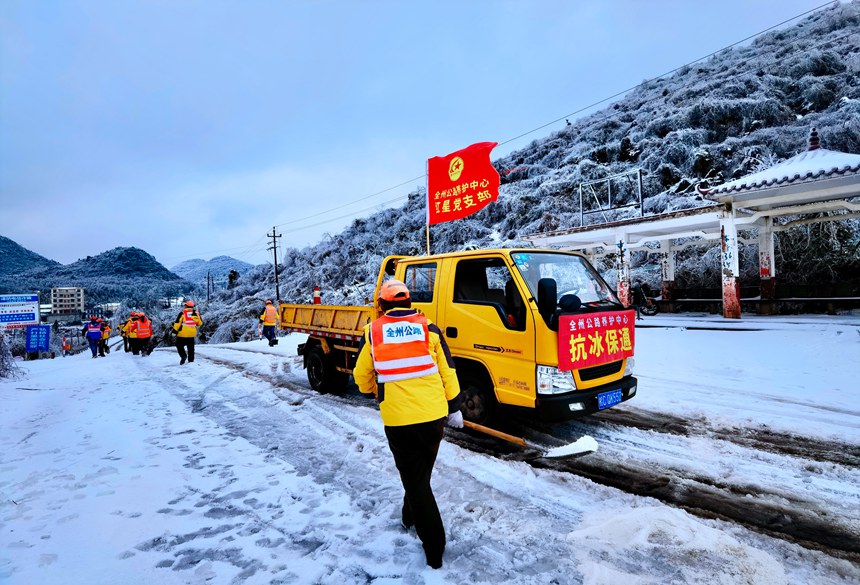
[427,141,500,225]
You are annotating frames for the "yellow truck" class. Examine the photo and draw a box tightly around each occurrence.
[280,248,638,423]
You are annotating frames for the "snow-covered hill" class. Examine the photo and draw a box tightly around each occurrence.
[170,255,255,290]
[204,2,859,332]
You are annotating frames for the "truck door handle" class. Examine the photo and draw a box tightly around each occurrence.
[446,327,458,338]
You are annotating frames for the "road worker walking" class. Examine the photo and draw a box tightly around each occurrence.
[352,279,462,570]
[260,300,280,347]
[173,300,203,364]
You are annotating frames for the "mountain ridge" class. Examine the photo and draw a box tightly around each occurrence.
[0,244,192,304]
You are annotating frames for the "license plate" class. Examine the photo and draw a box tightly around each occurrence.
[597,389,623,410]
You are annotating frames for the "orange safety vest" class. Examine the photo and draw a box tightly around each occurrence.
[135,319,152,338]
[181,309,198,327]
[262,305,278,324]
[370,312,439,383]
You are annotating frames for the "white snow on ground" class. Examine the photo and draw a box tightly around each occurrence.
[1,313,859,584]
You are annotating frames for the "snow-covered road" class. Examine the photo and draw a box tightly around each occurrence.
[2,313,859,584]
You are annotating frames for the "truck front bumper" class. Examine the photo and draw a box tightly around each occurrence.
[535,375,637,421]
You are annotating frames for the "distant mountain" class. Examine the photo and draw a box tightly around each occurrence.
[0,244,192,304]
[171,256,255,288]
[34,247,185,281]
[0,235,61,275]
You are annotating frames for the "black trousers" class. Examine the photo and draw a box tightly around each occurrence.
[176,337,195,362]
[131,338,150,355]
[262,325,277,345]
[384,418,446,567]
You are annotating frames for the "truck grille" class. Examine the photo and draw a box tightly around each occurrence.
[579,360,622,381]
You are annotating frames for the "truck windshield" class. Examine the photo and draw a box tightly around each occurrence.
[510,251,618,305]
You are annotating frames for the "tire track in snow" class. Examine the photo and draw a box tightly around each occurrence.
[191,346,860,563]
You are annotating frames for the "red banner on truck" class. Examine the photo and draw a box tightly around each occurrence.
[557,310,635,371]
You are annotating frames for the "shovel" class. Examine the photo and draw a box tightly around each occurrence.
[462,420,598,459]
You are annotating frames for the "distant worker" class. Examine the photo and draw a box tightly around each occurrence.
[260,300,280,347]
[133,311,153,356]
[118,316,131,352]
[126,312,140,354]
[352,279,462,570]
[97,318,109,357]
[173,300,203,365]
[81,316,103,359]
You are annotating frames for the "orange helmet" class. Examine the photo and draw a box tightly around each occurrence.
[265,300,273,305]
[379,279,410,301]
[184,300,195,307]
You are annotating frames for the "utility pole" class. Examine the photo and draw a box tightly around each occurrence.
[267,227,282,303]
[206,271,211,303]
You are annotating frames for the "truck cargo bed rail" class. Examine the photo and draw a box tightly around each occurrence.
[280,304,375,341]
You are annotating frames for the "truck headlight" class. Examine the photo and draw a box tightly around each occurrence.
[624,357,635,376]
[537,365,577,395]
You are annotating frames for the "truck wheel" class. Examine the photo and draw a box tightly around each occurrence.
[306,346,345,394]
[459,375,496,425]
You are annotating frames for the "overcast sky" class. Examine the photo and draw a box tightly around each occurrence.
[0,0,834,268]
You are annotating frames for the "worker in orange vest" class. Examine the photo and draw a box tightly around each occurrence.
[126,313,140,355]
[81,315,103,358]
[173,300,203,365]
[129,312,153,357]
[352,279,462,570]
[97,318,109,357]
[259,300,280,347]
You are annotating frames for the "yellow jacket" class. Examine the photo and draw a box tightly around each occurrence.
[127,319,138,338]
[353,309,460,427]
[174,309,203,338]
[101,325,111,339]
[119,321,128,337]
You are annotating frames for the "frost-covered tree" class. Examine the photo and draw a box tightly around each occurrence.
[0,334,22,379]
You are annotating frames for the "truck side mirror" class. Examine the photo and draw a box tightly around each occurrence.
[384,258,397,276]
[537,278,557,324]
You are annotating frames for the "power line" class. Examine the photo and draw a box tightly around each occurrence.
[170,1,846,263]
[498,0,837,147]
[267,227,282,303]
[268,1,838,232]
[285,193,413,234]
[274,176,424,228]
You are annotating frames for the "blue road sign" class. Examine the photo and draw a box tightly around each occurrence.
[26,325,51,352]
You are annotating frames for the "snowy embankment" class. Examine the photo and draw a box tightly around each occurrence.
[1,314,859,585]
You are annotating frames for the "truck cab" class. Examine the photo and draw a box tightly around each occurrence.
[388,248,637,423]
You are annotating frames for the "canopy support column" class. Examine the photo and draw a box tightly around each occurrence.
[615,238,631,307]
[720,211,741,319]
[659,239,676,313]
[758,216,777,314]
